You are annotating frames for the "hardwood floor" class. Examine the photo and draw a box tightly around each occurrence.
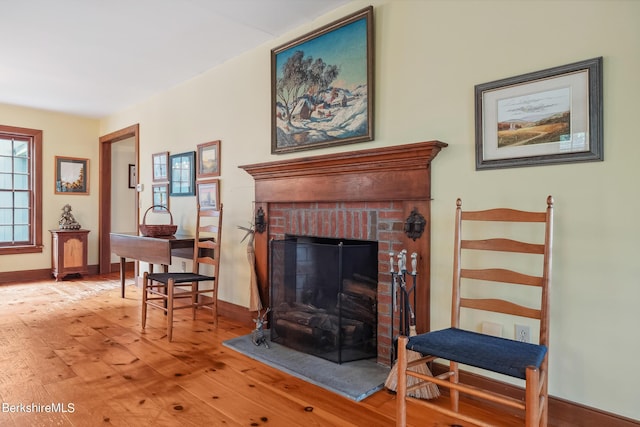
[0,274,525,427]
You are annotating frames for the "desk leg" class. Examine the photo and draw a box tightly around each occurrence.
[119,257,126,298]
[163,264,169,311]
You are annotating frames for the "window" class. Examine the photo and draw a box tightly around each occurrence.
[0,125,43,255]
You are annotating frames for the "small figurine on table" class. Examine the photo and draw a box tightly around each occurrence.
[58,204,81,229]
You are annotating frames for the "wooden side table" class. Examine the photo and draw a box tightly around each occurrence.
[50,229,90,281]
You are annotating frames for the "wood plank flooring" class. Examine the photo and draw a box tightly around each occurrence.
[0,274,525,427]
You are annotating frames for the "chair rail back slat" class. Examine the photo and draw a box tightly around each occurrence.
[460,297,542,319]
[462,209,547,222]
[196,256,216,265]
[197,239,217,249]
[199,224,220,233]
[461,238,545,254]
[460,268,543,287]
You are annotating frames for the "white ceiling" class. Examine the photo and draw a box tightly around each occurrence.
[1,0,352,118]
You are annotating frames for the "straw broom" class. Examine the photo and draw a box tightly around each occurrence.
[238,223,263,312]
[384,305,440,399]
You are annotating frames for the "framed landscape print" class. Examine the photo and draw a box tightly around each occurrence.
[196,140,220,178]
[196,179,220,210]
[55,156,89,194]
[475,57,603,170]
[271,6,374,154]
[169,151,195,196]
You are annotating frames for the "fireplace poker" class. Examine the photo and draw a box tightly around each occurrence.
[389,252,397,365]
[410,252,418,316]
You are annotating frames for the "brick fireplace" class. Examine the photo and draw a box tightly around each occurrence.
[240,140,446,365]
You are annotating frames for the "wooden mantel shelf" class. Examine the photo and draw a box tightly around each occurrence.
[239,140,447,203]
[240,140,447,179]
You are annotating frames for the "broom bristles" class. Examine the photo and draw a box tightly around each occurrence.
[386,294,440,399]
[384,351,440,399]
[385,327,440,399]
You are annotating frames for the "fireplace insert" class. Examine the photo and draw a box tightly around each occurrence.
[270,236,378,363]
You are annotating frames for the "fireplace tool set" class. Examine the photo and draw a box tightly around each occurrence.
[389,249,418,365]
[385,249,440,399]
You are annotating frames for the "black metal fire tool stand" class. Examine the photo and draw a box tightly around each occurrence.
[389,250,418,365]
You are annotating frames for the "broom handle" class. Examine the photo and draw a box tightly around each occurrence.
[407,299,417,338]
[401,281,413,336]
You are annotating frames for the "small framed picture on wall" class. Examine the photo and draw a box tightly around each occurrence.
[196,140,220,178]
[196,179,220,210]
[128,164,136,189]
[152,184,169,212]
[55,156,89,195]
[152,151,169,182]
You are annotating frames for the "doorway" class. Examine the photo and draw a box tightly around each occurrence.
[99,124,139,275]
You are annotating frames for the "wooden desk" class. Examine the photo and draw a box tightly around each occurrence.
[110,232,195,297]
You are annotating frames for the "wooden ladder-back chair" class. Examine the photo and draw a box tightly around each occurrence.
[397,196,553,427]
[141,204,223,341]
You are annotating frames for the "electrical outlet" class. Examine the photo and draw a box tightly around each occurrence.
[181,261,187,272]
[515,324,530,343]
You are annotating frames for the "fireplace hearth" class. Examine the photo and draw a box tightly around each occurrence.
[270,236,378,363]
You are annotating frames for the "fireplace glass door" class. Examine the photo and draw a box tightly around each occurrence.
[270,236,378,363]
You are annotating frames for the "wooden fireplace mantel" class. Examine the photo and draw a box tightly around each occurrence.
[240,140,447,203]
[239,140,447,337]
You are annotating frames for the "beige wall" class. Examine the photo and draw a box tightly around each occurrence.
[2,0,637,420]
[0,103,100,269]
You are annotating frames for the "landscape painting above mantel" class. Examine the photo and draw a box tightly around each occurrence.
[271,6,374,154]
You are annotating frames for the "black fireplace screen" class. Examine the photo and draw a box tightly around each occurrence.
[269,236,378,364]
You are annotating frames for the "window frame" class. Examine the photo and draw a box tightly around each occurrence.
[0,125,43,255]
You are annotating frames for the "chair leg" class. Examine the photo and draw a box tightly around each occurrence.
[167,278,174,342]
[192,282,197,320]
[450,361,460,412]
[396,336,408,427]
[141,272,148,329]
[541,361,549,427]
[541,383,549,427]
[211,281,218,328]
[525,366,540,427]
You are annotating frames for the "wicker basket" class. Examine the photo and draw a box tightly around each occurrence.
[140,205,178,237]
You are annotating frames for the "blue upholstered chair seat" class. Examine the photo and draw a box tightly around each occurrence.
[407,327,547,380]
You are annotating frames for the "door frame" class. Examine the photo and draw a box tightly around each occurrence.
[99,124,140,274]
